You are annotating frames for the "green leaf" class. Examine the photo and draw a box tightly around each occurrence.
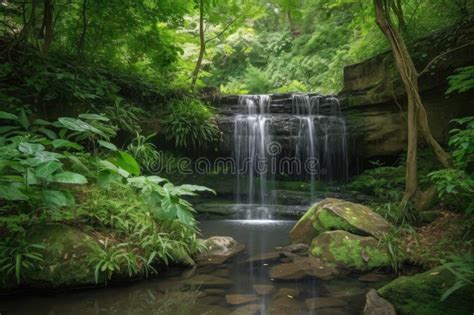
[18,142,45,155]
[0,184,29,201]
[35,161,62,179]
[0,111,18,120]
[57,117,107,138]
[112,151,140,176]
[98,160,130,178]
[18,109,30,130]
[42,190,75,208]
[98,140,117,151]
[52,172,88,184]
[37,127,57,140]
[79,113,110,122]
[52,139,84,151]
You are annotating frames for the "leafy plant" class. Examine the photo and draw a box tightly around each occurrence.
[102,98,144,133]
[448,117,474,170]
[446,66,474,94]
[427,169,474,214]
[439,253,474,301]
[0,237,45,284]
[162,99,221,151]
[127,133,160,171]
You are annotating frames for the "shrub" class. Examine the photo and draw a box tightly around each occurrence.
[427,169,474,214]
[162,99,221,151]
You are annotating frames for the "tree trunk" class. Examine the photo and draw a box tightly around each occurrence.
[40,0,53,56]
[77,0,88,57]
[374,0,452,205]
[374,0,419,205]
[191,0,205,90]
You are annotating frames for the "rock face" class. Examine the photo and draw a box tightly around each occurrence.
[23,223,102,289]
[290,198,392,245]
[269,257,341,280]
[310,231,391,272]
[378,266,474,315]
[341,19,474,158]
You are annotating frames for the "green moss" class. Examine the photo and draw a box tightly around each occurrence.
[311,230,391,271]
[24,223,101,288]
[378,267,474,315]
[313,208,358,234]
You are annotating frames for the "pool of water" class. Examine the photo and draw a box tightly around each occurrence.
[0,219,392,315]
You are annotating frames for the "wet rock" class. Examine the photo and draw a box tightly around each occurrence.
[274,287,300,299]
[210,268,230,278]
[183,274,233,288]
[203,288,227,296]
[358,273,391,283]
[281,243,309,253]
[245,251,281,263]
[199,295,223,305]
[180,265,197,279]
[269,257,341,280]
[304,297,347,311]
[310,230,391,272]
[268,295,305,314]
[290,198,339,244]
[193,304,231,315]
[230,303,261,315]
[253,284,276,295]
[378,266,474,315]
[316,308,347,315]
[225,294,259,305]
[363,289,396,315]
[197,236,245,265]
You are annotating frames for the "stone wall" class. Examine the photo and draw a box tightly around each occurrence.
[340,18,474,158]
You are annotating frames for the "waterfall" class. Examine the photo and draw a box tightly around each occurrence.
[234,95,273,210]
[292,94,348,188]
[231,93,349,216]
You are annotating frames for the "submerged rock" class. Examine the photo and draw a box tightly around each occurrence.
[268,295,305,315]
[378,266,474,315]
[290,198,392,245]
[23,223,102,289]
[183,274,233,288]
[197,236,245,265]
[253,284,275,295]
[363,289,396,315]
[269,257,341,280]
[310,230,391,272]
[358,273,391,283]
[225,294,259,305]
[229,303,261,315]
[304,297,347,311]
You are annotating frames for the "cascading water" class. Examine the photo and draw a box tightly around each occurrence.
[292,94,349,189]
[234,95,273,218]
[231,93,349,217]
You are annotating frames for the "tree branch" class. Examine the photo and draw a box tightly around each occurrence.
[417,41,474,77]
[205,17,237,44]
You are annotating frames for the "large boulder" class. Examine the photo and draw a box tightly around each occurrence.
[310,230,391,272]
[290,198,392,245]
[289,198,339,244]
[378,266,474,315]
[23,223,102,289]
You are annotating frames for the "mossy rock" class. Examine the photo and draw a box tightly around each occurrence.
[313,200,392,239]
[310,230,391,272]
[23,223,102,289]
[378,266,474,315]
[289,198,340,244]
[290,198,392,245]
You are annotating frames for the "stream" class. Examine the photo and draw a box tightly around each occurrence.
[0,216,392,315]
